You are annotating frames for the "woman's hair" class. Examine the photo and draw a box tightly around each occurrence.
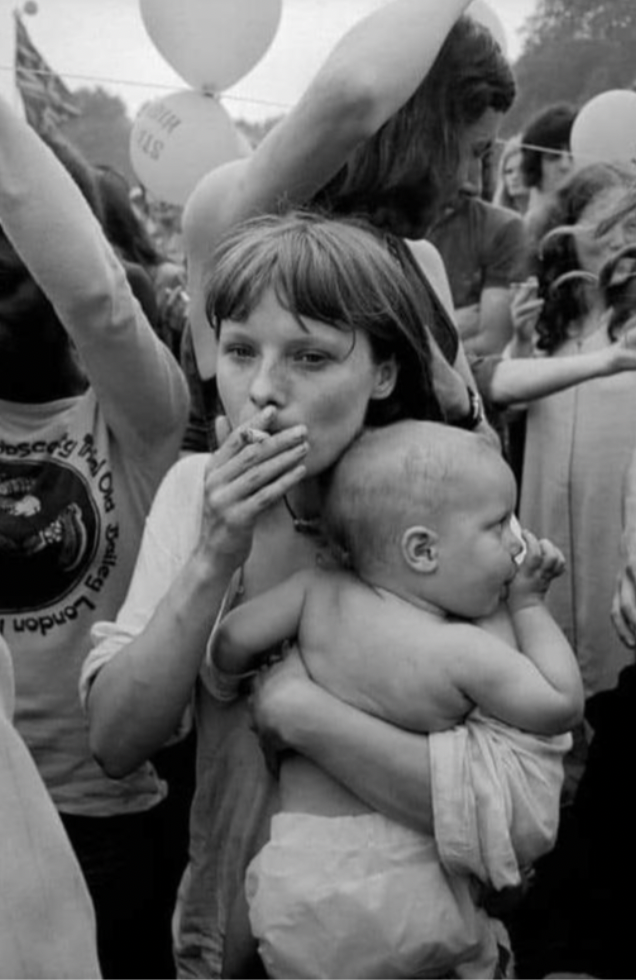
[312,16,515,234]
[532,162,634,353]
[205,210,444,425]
[520,103,576,190]
[95,165,164,270]
[599,244,636,339]
[493,134,527,212]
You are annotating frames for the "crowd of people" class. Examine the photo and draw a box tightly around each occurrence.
[2,0,636,977]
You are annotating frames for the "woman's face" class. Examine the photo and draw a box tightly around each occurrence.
[454,108,504,199]
[574,186,636,278]
[216,289,396,478]
[540,149,573,195]
[503,150,526,199]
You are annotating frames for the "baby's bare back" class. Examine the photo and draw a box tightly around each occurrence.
[298,570,473,733]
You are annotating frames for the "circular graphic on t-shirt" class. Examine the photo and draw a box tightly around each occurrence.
[0,460,100,612]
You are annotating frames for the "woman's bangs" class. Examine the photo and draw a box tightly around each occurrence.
[274,230,355,334]
[208,241,278,329]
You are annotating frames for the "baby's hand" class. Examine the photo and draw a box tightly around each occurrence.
[508,531,565,611]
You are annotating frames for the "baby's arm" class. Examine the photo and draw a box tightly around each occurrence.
[212,570,312,675]
[452,534,584,735]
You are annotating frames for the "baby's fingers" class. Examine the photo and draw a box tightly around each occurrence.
[537,538,566,579]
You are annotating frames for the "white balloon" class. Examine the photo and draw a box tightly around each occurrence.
[466,0,508,55]
[139,0,283,92]
[571,90,636,168]
[130,90,249,206]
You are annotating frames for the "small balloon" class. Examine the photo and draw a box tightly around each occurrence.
[139,0,283,92]
[466,0,508,55]
[130,90,249,206]
[571,90,636,168]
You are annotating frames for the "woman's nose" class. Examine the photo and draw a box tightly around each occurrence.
[249,358,286,409]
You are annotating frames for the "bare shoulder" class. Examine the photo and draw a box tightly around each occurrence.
[405,238,454,316]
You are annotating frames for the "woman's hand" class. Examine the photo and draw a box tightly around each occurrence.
[611,532,636,649]
[605,319,636,373]
[196,407,309,573]
[509,278,543,355]
[249,647,318,776]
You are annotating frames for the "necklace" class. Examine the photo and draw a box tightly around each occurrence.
[283,494,321,535]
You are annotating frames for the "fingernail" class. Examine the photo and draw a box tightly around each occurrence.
[288,426,308,440]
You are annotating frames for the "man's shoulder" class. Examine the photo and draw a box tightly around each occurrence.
[466,197,524,233]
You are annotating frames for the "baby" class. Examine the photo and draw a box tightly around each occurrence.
[212,421,584,979]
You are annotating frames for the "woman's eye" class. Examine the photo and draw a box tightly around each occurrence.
[294,350,330,367]
[225,345,254,360]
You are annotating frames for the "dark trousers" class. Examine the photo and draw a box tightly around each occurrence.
[61,733,197,980]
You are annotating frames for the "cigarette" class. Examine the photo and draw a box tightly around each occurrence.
[240,427,270,445]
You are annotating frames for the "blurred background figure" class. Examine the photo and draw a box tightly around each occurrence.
[493,133,529,215]
[96,165,189,359]
[520,102,577,239]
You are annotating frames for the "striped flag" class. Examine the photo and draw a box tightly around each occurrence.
[14,11,80,132]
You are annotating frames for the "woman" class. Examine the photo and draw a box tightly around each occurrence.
[0,96,189,978]
[84,211,568,979]
[493,134,529,214]
[182,0,516,438]
[515,162,636,698]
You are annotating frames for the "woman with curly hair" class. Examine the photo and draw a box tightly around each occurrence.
[515,162,636,700]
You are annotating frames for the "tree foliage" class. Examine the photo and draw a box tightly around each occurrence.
[60,87,136,183]
[504,0,636,135]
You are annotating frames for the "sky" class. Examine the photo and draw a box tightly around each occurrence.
[1,0,538,124]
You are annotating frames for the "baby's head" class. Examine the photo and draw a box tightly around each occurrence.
[323,421,522,619]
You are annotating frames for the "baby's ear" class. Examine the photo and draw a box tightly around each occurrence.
[402,526,439,573]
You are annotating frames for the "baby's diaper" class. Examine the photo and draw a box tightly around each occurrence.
[246,811,494,979]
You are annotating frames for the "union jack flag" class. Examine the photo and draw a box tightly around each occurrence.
[14,11,80,133]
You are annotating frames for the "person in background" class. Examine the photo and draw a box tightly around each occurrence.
[182,0,517,453]
[96,165,189,359]
[0,632,101,980]
[426,149,529,358]
[493,134,530,215]
[520,103,577,240]
[507,408,636,979]
[0,96,189,978]
[513,162,636,703]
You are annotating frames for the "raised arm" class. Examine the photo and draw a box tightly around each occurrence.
[183,0,472,379]
[0,96,188,450]
[85,412,309,777]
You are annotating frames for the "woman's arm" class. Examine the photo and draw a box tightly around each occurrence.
[487,324,636,406]
[252,648,569,880]
[0,96,189,451]
[87,411,309,776]
[251,650,435,834]
[184,0,472,379]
